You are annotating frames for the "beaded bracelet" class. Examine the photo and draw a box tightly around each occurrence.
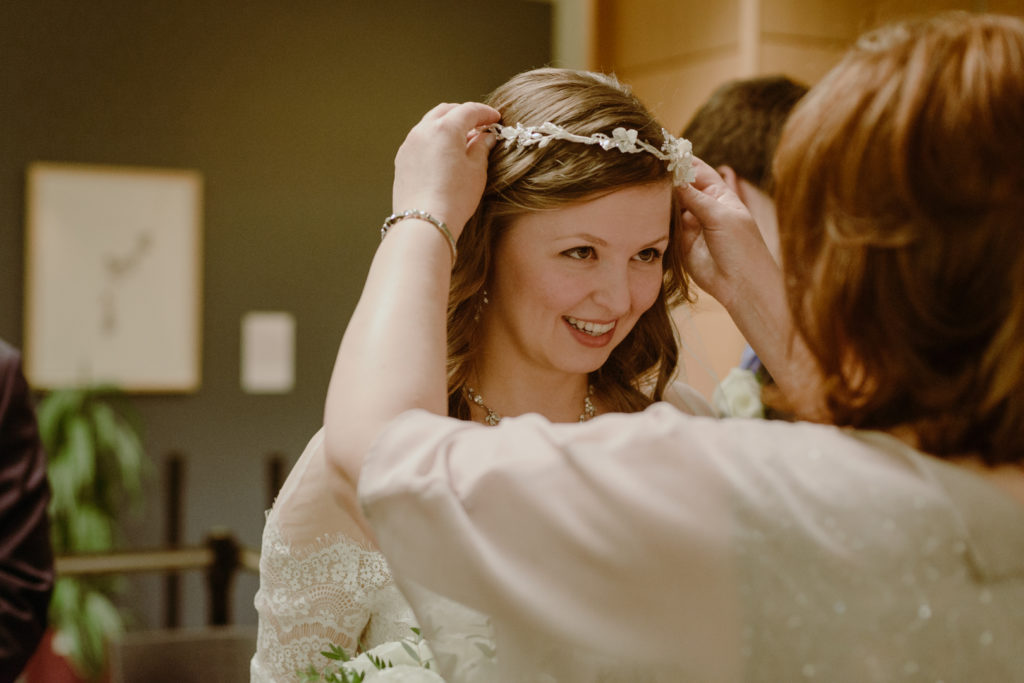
[380,209,457,262]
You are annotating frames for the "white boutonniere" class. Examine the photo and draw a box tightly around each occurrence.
[712,367,765,419]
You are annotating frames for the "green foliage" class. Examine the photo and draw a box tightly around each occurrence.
[38,386,147,680]
[401,641,419,661]
[298,627,435,682]
[300,667,366,683]
[321,644,353,662]
[366,653,392,670]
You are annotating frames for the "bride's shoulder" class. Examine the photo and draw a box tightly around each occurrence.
[659,379,715,417]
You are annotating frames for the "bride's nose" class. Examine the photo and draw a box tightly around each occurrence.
[589,264,632,316]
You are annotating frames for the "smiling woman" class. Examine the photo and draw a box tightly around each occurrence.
[480,181,673,422]
[252,68,711,682]
[447,68,700,421]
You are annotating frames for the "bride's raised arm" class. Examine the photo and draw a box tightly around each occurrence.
[322,102,499,490]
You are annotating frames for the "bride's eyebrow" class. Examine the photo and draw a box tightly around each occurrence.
[640,235,671,248]
[558,233,607,246]
[557,233,670,248]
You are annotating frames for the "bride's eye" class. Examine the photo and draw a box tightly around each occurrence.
[563,246,596,260]
[633,248,662,263]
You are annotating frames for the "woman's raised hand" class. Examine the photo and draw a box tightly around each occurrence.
[677,157,826,420]
[675,157,774,310]
[392,102,501,241]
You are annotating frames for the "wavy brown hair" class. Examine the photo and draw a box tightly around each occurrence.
[446,68,692,419]
[774,13,1024,465]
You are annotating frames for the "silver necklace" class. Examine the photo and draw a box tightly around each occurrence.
[465,385,596,426]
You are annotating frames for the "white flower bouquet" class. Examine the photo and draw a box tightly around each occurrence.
[300,628,443,682]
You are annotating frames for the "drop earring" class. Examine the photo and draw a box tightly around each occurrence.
[474,289,490,322]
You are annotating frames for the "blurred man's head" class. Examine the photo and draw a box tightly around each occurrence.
[683,75,808,262]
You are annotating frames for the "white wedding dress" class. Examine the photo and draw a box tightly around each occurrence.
[251,519,418,681]
[250,429,501,683]
[251,386,713,682]
[250,429,427,682]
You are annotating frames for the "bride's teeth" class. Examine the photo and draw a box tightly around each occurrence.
[566,316,613,336]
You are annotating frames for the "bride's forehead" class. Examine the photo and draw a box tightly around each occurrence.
[506,184,673,242]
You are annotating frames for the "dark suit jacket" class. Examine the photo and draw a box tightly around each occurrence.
[0,340,54,682]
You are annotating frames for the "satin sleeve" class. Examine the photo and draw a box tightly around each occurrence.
[359,404,741,679]
[361,407,1024,682]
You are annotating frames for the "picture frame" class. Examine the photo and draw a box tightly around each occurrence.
[23,162,203,392]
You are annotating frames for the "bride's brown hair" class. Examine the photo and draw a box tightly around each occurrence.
[446,68,692,419]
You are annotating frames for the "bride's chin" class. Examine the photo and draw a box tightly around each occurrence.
[560,358,611,376]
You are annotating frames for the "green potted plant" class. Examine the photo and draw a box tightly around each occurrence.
[36,386,147,681]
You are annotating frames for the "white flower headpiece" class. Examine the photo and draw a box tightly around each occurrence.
[488,121,696,186]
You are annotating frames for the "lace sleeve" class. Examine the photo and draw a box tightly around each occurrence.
[250,429,417,682]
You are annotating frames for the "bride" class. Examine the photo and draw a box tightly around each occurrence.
[250,67,710,681]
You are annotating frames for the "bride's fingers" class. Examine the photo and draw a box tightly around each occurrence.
[467,128,497,156]
[409,103,500,152]
[436,102,501,139]
[420,102,461,121]
[392,102,500,234]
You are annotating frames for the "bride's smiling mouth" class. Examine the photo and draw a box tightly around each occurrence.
[563,316,616,337]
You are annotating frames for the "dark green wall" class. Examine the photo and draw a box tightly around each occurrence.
[0,0,550,627]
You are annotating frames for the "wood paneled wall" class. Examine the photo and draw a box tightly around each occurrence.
[593,0,1023,398]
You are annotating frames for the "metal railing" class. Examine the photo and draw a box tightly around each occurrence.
[56,531,259,626]
[54,451,285,627]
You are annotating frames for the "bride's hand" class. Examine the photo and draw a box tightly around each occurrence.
[392,102,501,241]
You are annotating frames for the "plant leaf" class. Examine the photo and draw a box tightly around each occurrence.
[68,504,113,553]
[46,457,76,519]
[63,414,96,490]
[89,401,114,450]
[368,653,392,670]
[84,590,124,638]
[112,424,145,500]
[36,389,83,450]
[321,643,351,661]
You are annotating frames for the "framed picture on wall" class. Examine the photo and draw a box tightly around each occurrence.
[23,162,203,392]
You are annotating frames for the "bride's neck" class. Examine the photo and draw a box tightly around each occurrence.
[470,359,591,424]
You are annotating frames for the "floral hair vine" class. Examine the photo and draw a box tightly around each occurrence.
[487,121,696,186]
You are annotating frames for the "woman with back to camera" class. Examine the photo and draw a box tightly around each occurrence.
[325,12,1024,681]
[251,67,710,681]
